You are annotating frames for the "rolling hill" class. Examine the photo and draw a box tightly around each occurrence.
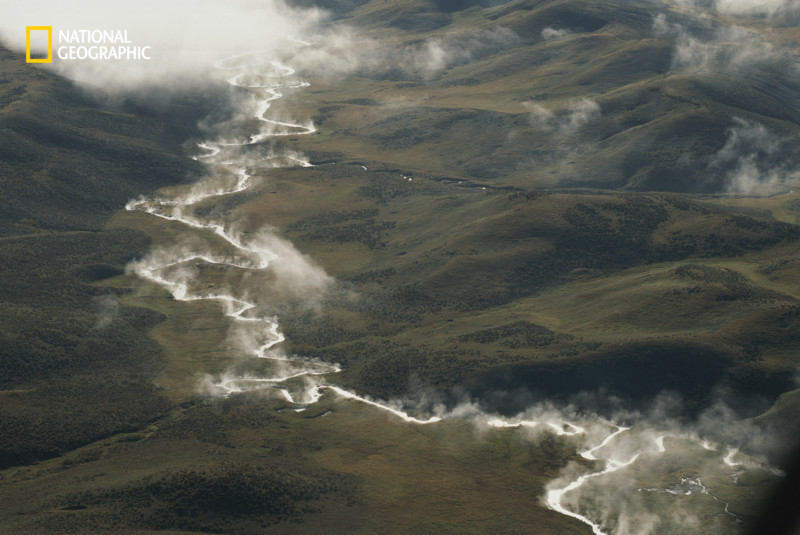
[1,1,800,533]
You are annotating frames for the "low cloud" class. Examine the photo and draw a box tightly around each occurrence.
[715,0,800,16]
[524,98,601,135]
[287,27,374,77]
[666,0,800,16]
[673,24,786,74]
[541,27,573,41]
[1,0,324,89]
[399,27,518,77]
[709,117,798,194]
[652,13,671,35]
[652,10,797,76]
[4,2,521,91]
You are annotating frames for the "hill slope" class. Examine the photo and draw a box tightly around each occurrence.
[2,2,800,533]
[288,0,800,193]
[0,45,211,467]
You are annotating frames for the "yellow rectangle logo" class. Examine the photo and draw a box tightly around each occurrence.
[26,26,53,63]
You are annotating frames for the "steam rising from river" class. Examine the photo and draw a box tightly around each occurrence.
[118,36,787,535]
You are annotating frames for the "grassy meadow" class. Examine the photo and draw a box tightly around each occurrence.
[2,0,800,533]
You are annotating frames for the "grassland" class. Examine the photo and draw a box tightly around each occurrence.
[2,0,800,533]
[0,43,218,470]
[0,392,598,534]
[281,0,800,194]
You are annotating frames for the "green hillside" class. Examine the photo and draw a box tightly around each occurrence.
[288,0,800,192]
[0,44,213,467]
[1,0,800,533]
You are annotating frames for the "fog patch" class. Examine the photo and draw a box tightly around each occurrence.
[92,294,119,330]
[652,12,671,35]
[653,9,798,76]
[345,384,789,533]
[708,117,799,195]
[524,98,601,136]
[715,0,800,16]
[325,26,521,80]
[538,390,786,534]
[541,27,573,40]
[0,0,325,90]
[675,25,785,73]
[287,27,373,77]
